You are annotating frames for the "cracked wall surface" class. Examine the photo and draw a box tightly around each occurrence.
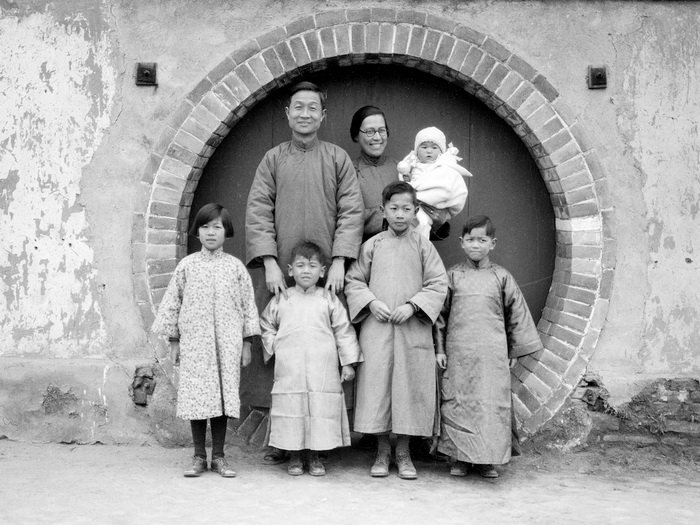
[0,5,115,357]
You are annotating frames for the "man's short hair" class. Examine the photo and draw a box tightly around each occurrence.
[288,81,326,109]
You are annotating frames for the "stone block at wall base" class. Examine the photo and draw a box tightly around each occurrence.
[0,357,187,447]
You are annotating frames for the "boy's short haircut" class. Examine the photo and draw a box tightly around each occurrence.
[288,81,326,109]
[290,241,326,266]
[382,180,417,205]
[350,105,390,142]
[189,203,234,238]
[462,215,496,237]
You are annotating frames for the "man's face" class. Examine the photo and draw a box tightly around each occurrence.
[286,90,326,137]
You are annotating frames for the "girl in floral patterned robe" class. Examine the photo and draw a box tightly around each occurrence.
[152,203,260,478]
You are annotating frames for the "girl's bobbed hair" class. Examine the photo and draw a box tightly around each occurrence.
[189,203,234,238]
[350,105,389,142]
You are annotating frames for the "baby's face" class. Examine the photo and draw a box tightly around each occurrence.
[416,141,440,163]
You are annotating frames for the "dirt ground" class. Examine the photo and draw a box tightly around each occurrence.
[1,436,698,525]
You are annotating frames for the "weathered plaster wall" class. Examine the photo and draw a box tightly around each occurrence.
[0,3,115,357]
[1,0,699,442]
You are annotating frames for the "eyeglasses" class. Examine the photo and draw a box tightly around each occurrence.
[358,128,388,138]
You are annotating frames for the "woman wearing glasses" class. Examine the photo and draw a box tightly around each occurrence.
[350,106,398,241]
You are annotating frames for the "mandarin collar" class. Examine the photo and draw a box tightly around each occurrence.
[292,135,319,151]
[359,150,386,167]
[200,246,224,258]
[465,257,491,270]
[293,285,321,295]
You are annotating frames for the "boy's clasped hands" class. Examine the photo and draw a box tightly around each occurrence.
[368,299,415,324]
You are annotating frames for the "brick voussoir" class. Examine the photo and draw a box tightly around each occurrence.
[532,73,559,102]
[560,170,594,193]
[318,27,336,57]
[482,63,509,94]
[189,104,221,135]
[285,15,315,37]
[525,104,557,133]
[365,23,380,54]
[303,31,324,61]
[471,54,497,84]
[460,46,484,78]
[260,47,285,79]
[393,24,411,55]
[453,24,486,45]
[494,70,524,103]
[446,39,470,72]
[590,299,610,330]
[152,185,183,204]
[370,7,397,23]
[517,91,547,121]
[222,72,251,103]
[521,407,554,436]
[435,34,456,65]
[247,55,275,87]
[314,10,346,28]
[186,77,214,106]
[165,143,198,168]
[542,130,575,156]
[512,380,542,414]
[523,373,553,403]
[288,36,312,66]
[173,129,206,155]
[538,348,570,375]
[505,81,535,112]
[350,24,366,54]
[141,153,163,185]
[159,156,193,180]
[426,13,457,33]
[482,37,511,62]
[507,53,537,81]
[512,394,532,420]
[407,26,427,57]
[231,39,261,64]
[567,201,600,218]
[346,7,371,23]
[420,29,441,61]
[532,362,565,391]
[550,141,582,166]
[397,9,427,25]
[334,25,352,56]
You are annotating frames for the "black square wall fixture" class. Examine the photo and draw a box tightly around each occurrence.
[587,66,607,89]
[136,63,157,86]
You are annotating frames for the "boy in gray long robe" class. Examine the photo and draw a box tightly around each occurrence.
[434,215,543,479]
[345,181,447,480]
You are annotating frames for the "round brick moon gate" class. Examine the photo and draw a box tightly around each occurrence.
[133,8,615,436]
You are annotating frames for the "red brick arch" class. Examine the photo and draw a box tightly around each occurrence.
[133,8,615,436]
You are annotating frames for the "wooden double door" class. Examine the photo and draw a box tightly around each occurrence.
[190,65,555,407]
